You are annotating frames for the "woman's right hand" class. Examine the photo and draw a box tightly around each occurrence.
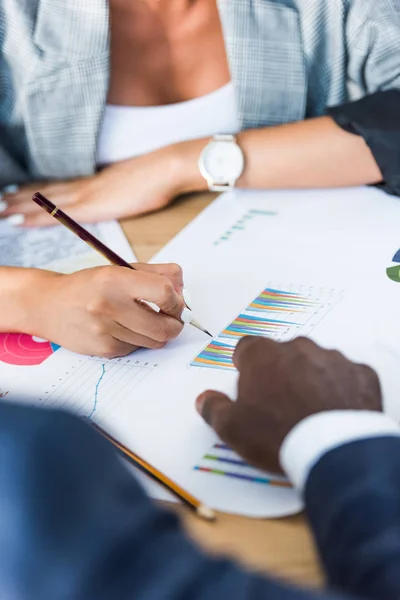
[29,263,185,357]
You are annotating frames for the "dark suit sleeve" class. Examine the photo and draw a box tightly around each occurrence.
[0,401,350,600]
[327,91,400,197]
[305,436,400,600]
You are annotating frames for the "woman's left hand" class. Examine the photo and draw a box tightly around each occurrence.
[0,141,205,226]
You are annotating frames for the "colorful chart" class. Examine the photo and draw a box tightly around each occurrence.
[193,341,235,369]
[0,333,60,366]
[37,356,157,420]
[194,443,291,487]
[220,314,296,340]
[387,249,400,283]
[248,288,318,312]
[191,284,341,370]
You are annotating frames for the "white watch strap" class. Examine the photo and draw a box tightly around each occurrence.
[209,183,234,192]
[213,134,236,142]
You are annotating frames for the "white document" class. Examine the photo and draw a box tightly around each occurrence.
[1,187,400,517]
[0,219,136,272]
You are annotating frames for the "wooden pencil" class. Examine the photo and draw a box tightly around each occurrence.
[32,192,134,269]
[92,422,216,521]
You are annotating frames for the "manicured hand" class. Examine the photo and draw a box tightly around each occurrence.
[29,263,185,357]
[196,336,382,473]
[0,140,206,226]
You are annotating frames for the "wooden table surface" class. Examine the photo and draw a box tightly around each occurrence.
[121,193,323,588]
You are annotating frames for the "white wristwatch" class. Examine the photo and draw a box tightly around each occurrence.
[198,134,244,192]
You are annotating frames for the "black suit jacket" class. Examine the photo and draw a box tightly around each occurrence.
[0,401,397,600]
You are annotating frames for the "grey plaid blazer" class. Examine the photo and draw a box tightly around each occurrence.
[0,0,399,186]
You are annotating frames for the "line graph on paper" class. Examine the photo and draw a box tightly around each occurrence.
[36,356,158,420]
[191,283,343,370]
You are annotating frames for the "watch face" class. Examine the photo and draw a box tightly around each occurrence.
[201,141,244,184]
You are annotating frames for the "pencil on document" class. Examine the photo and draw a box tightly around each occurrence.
[92,422,216,521]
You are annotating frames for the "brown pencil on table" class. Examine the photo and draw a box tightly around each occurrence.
[92,422,215,521]
[31,192,212,337]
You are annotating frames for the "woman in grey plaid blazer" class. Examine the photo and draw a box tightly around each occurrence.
[0,0,399,357]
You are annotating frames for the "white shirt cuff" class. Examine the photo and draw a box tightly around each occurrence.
[280,411,400,493]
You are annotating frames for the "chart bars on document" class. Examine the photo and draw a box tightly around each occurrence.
[191,284,342,370]
[214,209,277,246]
[194,442,292,488]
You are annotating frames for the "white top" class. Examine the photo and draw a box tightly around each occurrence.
[96,82,240,165]
[280,410,400,493]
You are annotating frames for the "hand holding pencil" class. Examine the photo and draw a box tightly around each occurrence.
[29,262,187,357]
[32,192,212,338]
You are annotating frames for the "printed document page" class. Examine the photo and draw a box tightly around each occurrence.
[1,187,399,516]
[0,219,136,272]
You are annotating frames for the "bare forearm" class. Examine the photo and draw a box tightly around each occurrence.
[0,267,48,333]
[238,116,382,189]
[178,116,383,192]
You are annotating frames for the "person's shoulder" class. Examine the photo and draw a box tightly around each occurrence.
[0,401,106,465]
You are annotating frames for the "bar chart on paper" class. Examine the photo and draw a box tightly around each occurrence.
[36,355,159,420]
[191,284,343,370]
[213,208,277,246]
[194,442,291,488]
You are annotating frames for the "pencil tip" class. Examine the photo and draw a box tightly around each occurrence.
[197,505,216,521]
[190,319,213,338]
